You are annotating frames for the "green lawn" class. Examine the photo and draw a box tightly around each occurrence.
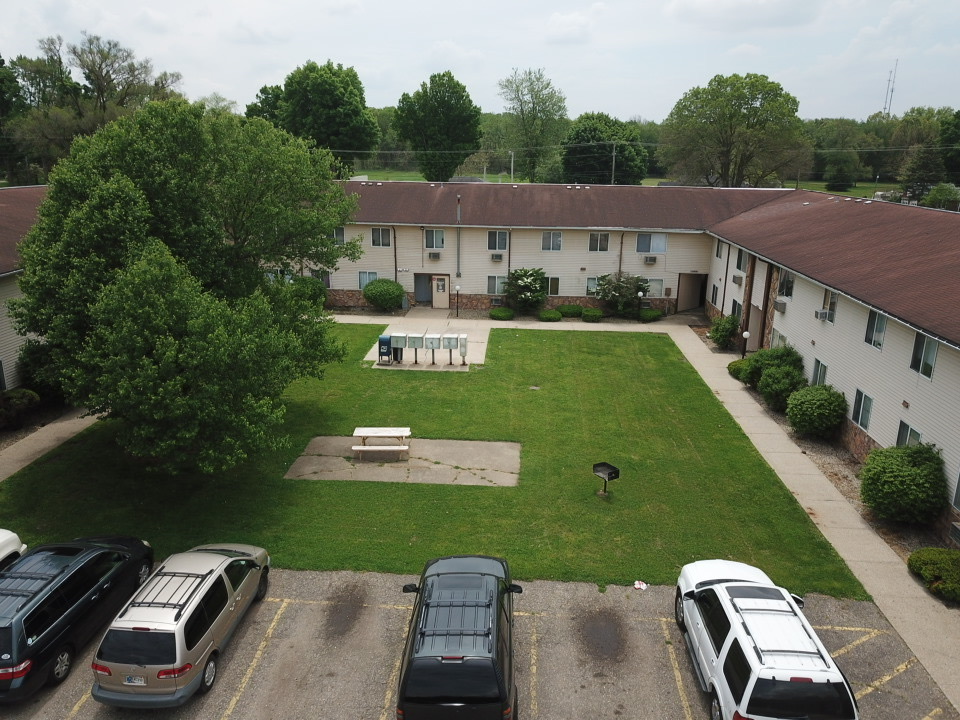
[0,325,865,598]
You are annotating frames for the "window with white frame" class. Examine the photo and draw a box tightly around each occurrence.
[897,421,922,447]
[586,277,599,296]
[636,233,667,253]
[710,284,719,306]
[716,240,725,259]
[821,289,838,322]
[777,270,794,298]
[372,227,391,247]
[731,299,742,317]
[864,310,887,350]
[771,328,787,348]
[736,249,747,272]
[359,271,377,289]
[488,230,508,251]
[645,279,664,297]
[589,232,609,252]
[852,390,873,430]
[486,275,507,295]
[547,277,560,296]
[910,333,938,378]
[425,229,444,249]
[542,231,562,251]
[812,359,827,385]
[331,227,345,245]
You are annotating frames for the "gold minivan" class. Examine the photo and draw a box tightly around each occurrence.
[90,543,269,708]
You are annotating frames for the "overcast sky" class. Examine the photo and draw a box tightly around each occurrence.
[3,0,957,123]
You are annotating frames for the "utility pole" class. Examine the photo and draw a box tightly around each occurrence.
[882,59,898,116]
[611,142,617,184]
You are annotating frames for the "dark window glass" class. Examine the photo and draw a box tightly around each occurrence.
[404,658,501,702]
[0,627,12,656]
[723,640,751,705]
[747,677,857,719]
[225,560,254,591]
[695,589,731,653]
[184,576,229,651]
[97,629,177,665]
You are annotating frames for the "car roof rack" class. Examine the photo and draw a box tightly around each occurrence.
[120,569,213,620]
[415,586,495,654]
[730,596,829,667]
[0,569,64,615]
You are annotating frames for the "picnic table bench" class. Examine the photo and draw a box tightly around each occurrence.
[352,427,411,460]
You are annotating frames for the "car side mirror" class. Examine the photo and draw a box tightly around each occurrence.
[508,583,523,594]
[790,593,804,609]
[402,583,419,593]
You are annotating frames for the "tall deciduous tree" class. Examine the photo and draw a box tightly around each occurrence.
[277,60,380,168]
[658,73,809,187]
[12,100,360,473]
[497,68,568,182]
[394,71,481,181]
[561,112,647,185]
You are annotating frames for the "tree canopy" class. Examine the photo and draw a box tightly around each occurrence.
[12,100,360,473]
[394,71,481,181]
[658,73,808,187]
[561,112,647,185]
[497,68,568,182]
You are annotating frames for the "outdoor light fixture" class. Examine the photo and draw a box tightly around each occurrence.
[741,330,751,359]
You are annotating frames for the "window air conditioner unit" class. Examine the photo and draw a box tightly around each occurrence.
[491,253,503,262]
[732,275,743,285]
[491,297,503,306]
[773,300,787,313]
[814,309,830,320]
[644,255,657,265]
[428,251,441,260]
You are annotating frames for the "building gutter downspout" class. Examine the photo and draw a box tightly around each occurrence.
[456,194,462,278]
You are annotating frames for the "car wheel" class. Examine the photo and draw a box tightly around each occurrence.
[47,645,74,686]
[137,559,152,586]
[254,568,269,602]
[674,587,686,631]
[710,691,722,720]
[198,653,218,694]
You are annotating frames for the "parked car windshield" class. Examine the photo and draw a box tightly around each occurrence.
[405,658,501,702]
[97,629,177,665]
[747,677,857,720]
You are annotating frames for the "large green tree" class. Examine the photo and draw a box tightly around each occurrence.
[276,60,380,168]
[12,100,360,473]
[394,71,481,181]
[561,112,647,184]
[658,73,809,187]
[497,68,568,182]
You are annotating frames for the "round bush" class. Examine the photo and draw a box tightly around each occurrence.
[556,304,583,318]
[727,358,750,382]
[908,547,960,603]
[489,307,515,321]
[638,308,663,323]
[362,278,405,311]
[539,309,562,322]
[786,384,847,438]
[581,308,603,323]
[709,314,740,350]
[860,444,947,524]
[0,388,41,430]
[757,366,807,412]
[741,345,804,388]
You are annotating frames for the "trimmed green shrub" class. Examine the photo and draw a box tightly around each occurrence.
[0,388,41,430]
[638,308,663,323]
[556,304,583,317]
[539,309,562,322]
[740,345,804,388]
[709,314,740,350]
[582,308,603,323]
[727,358,750,382]
[908,547,960,603]
[757,366,807,412]
[786,384,847,438]
[860,444,947,524]
[489,307,515,321]
[362,278,405,311]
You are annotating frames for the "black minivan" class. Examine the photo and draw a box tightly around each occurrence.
[0,536,153,702]
[397,555,523,720]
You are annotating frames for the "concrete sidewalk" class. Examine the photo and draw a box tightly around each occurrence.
[1,310,957,712]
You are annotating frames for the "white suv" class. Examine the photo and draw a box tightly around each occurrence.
[675,559,858,720]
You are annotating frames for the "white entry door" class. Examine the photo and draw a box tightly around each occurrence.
[432,275,449,309]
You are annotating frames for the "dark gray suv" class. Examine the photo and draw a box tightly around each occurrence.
[396,555,523,720]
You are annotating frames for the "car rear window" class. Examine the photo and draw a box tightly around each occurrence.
[97,629,177,665]
[0,626,11,657]
[405,657,501,702]
[748,677,857,720]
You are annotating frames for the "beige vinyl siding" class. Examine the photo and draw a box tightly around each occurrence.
[0,276,25,388]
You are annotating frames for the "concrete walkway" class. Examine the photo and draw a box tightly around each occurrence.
[1,310,957,712]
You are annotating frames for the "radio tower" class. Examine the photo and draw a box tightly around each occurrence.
[882,59,898,117]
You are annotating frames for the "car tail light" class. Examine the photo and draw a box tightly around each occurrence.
[790,676,813,682]
[91,662,112,676]
[0,659,31,679]
[157,663,193,679]
[396,709,404,719]
[732,713,748,720]
[502,706,513,719]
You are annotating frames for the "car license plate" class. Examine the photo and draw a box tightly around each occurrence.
[124,675,146,686]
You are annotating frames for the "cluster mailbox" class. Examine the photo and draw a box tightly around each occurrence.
[390,333,406,363]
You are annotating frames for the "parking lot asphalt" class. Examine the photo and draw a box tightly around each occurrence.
[5,569,957,720]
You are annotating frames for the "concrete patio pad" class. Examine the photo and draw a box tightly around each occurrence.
[284,436,521,487]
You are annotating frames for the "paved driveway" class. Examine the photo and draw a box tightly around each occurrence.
[6,570,955,720]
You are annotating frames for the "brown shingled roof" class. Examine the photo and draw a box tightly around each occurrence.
[0,186,46,276]
[708,190,960,347]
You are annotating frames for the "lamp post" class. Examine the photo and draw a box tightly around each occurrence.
[455,285,461,317]
[741,330,751,359]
